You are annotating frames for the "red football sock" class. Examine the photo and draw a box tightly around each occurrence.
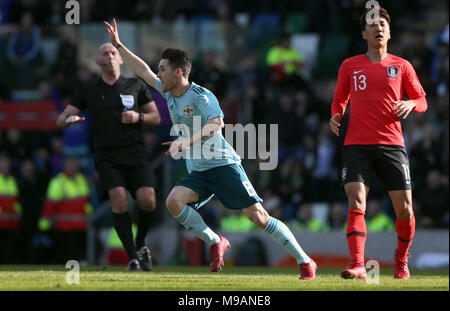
[396,215,415,258]
[346,209,367,266]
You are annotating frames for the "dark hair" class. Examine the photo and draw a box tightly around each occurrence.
[360,7,391,31]
[160,48,192,78]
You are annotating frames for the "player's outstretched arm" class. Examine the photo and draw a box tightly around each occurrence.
[104,18,157,89]
[56,104,85,128]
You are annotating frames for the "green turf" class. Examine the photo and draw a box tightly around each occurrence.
[0,265,448,291]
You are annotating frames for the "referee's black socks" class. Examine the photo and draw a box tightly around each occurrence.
[112,211,138,260]
[135,208,154,250]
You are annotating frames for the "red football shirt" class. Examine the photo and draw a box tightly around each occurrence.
[331,53,427,147]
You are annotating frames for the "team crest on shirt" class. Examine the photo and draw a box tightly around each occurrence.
[183,104,194,117]
[387,66,399,79]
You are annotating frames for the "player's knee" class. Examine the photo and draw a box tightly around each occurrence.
[245,207,270,229]
[110,195,128,213]
[165,195,184,216]
[137,189,156,212]
[347,195,366,212]
[393,194,413,220]
[108,188,128,210]
[397,205,414,220]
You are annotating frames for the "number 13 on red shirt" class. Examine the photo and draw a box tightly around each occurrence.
[353,74,367,91]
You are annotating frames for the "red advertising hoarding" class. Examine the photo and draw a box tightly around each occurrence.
[0,101,62,130]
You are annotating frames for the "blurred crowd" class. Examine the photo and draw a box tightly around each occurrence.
[0,0,448,264]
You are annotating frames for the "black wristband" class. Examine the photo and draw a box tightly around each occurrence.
[115,43,122,49]
[138,112,144,124]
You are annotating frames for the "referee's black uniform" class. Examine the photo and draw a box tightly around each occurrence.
[72,75,157,267]
[72,75,156,192]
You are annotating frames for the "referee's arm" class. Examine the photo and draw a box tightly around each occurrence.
[56,104,85,128]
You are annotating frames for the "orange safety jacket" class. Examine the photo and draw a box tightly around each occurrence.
[0,173,22,230]
[40,172,92,231]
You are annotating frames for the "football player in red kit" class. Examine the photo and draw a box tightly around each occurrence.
[329,7,427,279]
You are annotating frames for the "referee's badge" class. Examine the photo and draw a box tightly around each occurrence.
[183,104,194,117]
[387,66,399,79]
[120,94,135,110]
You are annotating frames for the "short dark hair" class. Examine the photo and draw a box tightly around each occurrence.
[160,48,192,78]
[360,7,391,31]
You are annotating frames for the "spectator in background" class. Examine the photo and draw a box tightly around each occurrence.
[308,121,337,202]
[38,157,92,263]
[271,158,305,221]
[49,136,64,177]
[266,32,305,88]
[329,202,346,230]
[0,0,14,25]
[410,123,444,190]
[15,159,46,263]
[232,54,267,124]
[419,169,449,228]
[45,1,65,25]
[266,32,314,97]
[2,128,29,172]
[0,153,22,263]
[294,204,330,232]
[50,37,79,98]
[6,11,42,89]
[366,199,395,232]
[32,147,51,182]
[272,93,303,162]
[191,50,230,99]
[430,27,449,88]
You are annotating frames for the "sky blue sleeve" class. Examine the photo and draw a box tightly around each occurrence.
[154,79,169,100]
[197,92,224,120]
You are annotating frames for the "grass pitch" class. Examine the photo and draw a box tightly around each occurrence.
[0,265,448,291]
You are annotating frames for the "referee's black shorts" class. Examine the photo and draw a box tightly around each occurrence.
[95,160,157,197]
[341,145,412,191]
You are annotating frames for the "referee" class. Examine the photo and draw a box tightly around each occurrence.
[56,43,161,271]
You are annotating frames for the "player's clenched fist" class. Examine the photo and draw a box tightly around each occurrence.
[329,113,341,137]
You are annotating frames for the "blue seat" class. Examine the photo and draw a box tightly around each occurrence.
[249,13,281,49]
